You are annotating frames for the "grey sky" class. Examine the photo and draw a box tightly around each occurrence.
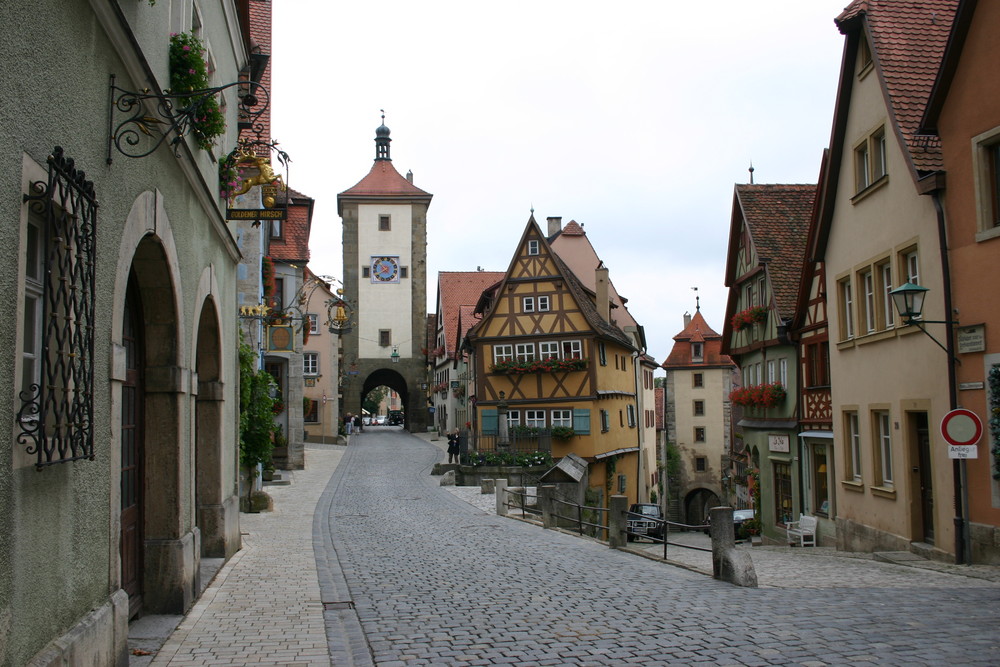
[271,1,847,367]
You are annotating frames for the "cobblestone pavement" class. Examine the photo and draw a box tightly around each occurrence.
[320,431,1000,666]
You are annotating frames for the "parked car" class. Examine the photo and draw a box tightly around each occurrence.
[388,411,404,425]
[626,503,665,541]
[704,508,757,540]
[375,415,387,425]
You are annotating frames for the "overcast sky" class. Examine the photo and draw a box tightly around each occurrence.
[270,2,848,369]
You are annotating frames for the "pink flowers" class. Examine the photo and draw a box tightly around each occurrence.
[731,306,769,331]
[729,382,786,408]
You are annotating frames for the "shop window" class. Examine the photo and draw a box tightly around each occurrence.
[774,461,792,525]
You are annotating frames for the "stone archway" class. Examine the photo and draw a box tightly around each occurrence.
[684,487,722,526]
[362,368,410,429]
[195,296,232,558]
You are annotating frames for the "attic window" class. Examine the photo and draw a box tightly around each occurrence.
[692,342,704,362]
[270,219,282,239]
[858,35,873,77]
[527,239,539,255]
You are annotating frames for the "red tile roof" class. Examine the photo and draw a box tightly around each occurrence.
[735,184,816,320]
[268,191,313,263]
[339,160,431,198]
[561,219,585,236]
[662,310,734,368]
[437,271,505,359]
[836,0,958,172]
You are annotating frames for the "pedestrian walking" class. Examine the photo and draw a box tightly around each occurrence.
[354,414,363,433]
[345,413,353,435]
[447,430,460,464]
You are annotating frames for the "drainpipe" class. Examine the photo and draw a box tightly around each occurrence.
[931,191,967,565]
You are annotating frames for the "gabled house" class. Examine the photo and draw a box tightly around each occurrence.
[466,216,644,507]
[429,270,503,434]
[662,307,736,525]
[722,183,815,544]
[790,153,836,544]
[815,0,959,560]
[265,187,313,469]
[301,269,342,444]
[917,0,1000,563]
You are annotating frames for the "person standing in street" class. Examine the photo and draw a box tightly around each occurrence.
[354,414,363,434]
[447,430,460,464]
[345,413,353,435]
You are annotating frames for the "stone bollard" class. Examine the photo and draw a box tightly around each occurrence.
[608,495,629,548]
[481,479,496,494]
[539,485,556,529]
[709,506,758,587]
[495,479,508,516]
[439,470,456,486]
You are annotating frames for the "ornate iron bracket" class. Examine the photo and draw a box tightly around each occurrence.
[106,74,270,163]
[239,275,355,336]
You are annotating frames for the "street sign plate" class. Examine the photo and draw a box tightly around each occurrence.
[940,408,983,449]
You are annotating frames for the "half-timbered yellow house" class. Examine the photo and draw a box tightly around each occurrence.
[467,216,644,507]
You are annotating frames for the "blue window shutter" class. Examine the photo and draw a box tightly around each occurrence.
[573,409,590,435]
[482,409,498,435]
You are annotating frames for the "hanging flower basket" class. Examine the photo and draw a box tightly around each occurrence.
[731,306,769,331]
[169,32,226,150]
[729,382,786,408]
[491,358,588,375]
[550,426,576,440]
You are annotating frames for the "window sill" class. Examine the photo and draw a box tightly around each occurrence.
[841,479,865,493]
[855,328,897,346]
[975,225,1000,243]
[836,339,856,351]
[850,174,889,204]
[871,485,896,499]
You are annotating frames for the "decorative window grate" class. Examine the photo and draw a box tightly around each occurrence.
[19,147,98,469]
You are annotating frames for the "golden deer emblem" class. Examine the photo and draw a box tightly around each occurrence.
[229,152,285,205]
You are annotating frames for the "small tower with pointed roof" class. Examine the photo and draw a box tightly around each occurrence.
[338,118,433,431]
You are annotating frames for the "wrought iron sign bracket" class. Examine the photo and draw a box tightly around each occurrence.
[106,74,270,163]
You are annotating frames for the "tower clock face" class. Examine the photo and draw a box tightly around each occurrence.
[371,256,400,283]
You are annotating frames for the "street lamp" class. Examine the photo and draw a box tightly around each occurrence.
[889,283,968,564]
[390,345,400,363]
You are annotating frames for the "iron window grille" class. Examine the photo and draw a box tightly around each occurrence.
[19,147,98,469]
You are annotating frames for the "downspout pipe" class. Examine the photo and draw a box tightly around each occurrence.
[931,190,966,565]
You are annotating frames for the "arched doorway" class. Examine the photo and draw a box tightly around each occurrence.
[362,368,410,429]
[120,272,144,619]
[684,487,721,526]
[195,297,228,557]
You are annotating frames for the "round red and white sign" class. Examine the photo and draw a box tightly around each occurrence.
[940,408,983,447]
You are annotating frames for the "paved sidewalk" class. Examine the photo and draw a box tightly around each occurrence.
[141,443,346,666]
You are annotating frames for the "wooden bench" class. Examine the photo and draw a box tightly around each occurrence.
[786,514,817,547]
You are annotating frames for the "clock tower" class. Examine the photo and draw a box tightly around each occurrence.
[338,119,432,431]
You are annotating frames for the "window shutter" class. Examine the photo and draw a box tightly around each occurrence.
[572,409,590,435]
[481,409,498,435]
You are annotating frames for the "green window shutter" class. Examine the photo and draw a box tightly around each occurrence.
[572,409,590,435]
[482,409,498,435]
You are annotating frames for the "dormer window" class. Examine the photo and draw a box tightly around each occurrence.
[692,342,704,362]
[527,240,539,255]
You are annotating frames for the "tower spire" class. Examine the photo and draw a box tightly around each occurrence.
[375,109,391,161]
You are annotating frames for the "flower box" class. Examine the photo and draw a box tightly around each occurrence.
[731,306,769,331]
[491,358,587,375]
[729,382,786,408]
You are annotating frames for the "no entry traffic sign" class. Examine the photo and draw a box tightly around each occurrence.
[941,408,982,459]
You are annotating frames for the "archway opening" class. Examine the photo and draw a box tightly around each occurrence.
[361,368,410,430]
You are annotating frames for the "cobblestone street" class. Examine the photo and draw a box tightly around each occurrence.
[140,430,1000,666]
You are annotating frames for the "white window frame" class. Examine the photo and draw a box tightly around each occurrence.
[779,358,788,387]
[22,214,44,395]
[561,340,582,359]
[522,296,535,313]
[539,341,559,360]
[880,262,895,328]
[876,411,894,486]
[848,412,862,481]
[527,239,539,255]
[493,344,514,364]
[506,410,521,429]
[515,342,535,362]
[841,279,855,340]
[905,251,920,285]
[767,360,776,384]
[303,352,319,376]
[551,409,572,428]
[862,269,876,333]
[525,410,546,429]
[692,342,703,362]
[537,295,550,311]
[307,313,319,335]
[627,404,636,428]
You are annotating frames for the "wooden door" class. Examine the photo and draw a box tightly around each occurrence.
[120,277,144,618]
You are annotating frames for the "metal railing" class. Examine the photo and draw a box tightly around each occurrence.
[503,487,541,521]
[624,511,712,560]
[551,497,609,540]
[472,431,553,454]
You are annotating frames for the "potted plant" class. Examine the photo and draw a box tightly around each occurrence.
[169,32,226,150]
[731,305,769,331]
[550,425,575,440]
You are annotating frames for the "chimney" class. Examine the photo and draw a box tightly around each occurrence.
[596,264,610,322]
[406,170,413,183]
[683,312,692,327]
[547,216,562,237]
